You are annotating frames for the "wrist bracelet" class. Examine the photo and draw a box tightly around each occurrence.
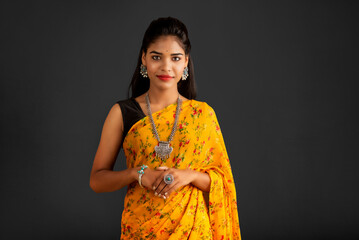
[137,165,148,188]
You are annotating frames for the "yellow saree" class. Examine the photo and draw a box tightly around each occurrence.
[121,99,241,239]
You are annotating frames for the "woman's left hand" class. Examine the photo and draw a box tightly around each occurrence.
[152,166,195,199]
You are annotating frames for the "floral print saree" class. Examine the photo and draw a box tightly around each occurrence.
[121,99,241,239]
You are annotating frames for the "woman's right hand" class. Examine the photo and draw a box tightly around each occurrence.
[140,167,167,191]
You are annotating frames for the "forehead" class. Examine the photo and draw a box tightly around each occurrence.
[147,35,184,53]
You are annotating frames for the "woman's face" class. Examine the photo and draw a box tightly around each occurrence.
[142,35,189,90]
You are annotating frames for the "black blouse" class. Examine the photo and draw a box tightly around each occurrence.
[116,98,146,148]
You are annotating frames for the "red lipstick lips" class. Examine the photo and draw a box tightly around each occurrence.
[157,75,173,81]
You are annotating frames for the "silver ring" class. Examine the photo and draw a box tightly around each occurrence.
[164,174,174,184]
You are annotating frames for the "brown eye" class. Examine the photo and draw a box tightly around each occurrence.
[173,57,180,61]
[152,56,160,60]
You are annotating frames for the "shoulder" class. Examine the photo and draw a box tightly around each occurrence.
[107,98,134,130]
[112,98,127,116]
[189,99,216,115]
[116,98,133,107]
[115,97,139,113]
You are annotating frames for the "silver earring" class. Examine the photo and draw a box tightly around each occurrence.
[182,66,189,80]
[140,64,148,78]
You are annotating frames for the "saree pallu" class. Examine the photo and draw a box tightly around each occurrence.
[121,99,241,239]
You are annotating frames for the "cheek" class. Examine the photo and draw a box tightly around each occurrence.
[146,63,158,74]
[175,65,185,74]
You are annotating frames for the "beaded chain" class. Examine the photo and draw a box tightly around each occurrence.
[145,93,182,160]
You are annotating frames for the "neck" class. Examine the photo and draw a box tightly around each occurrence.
[147,87,179,107]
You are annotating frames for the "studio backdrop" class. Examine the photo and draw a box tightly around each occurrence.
[1,1,358,239]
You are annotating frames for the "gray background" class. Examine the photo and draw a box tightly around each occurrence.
[1,0,358,239]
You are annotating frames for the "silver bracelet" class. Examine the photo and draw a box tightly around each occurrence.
[137,165,148,188]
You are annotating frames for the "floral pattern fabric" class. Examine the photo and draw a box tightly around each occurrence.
[121,99,241,239]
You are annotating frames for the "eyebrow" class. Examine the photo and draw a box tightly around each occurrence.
[149,51,183,56]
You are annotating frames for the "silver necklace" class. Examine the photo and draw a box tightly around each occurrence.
[145,92,182,160]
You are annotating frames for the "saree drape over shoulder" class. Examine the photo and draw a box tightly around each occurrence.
[121,99,241,240]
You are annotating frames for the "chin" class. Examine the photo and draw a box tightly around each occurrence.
[151,79,175,89]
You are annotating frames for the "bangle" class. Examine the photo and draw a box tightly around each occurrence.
[137,165,148,188]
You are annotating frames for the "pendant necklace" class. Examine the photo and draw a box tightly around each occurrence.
[145,92,182,160]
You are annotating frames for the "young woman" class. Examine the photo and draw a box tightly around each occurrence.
[90,17,241,239]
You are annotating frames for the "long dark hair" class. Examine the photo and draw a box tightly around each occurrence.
[127,17,196,99]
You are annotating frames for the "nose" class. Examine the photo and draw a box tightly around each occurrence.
[161,58,172,72]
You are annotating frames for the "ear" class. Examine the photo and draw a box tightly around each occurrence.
[185,55,189,67]
[141,51,146,66]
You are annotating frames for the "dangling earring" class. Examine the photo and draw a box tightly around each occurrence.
[182,66,189,80]
[140,64,148,78]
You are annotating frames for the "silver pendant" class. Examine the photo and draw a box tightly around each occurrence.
[155,142,173,160]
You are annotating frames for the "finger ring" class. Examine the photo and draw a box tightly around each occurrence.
[164,174,174,184]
